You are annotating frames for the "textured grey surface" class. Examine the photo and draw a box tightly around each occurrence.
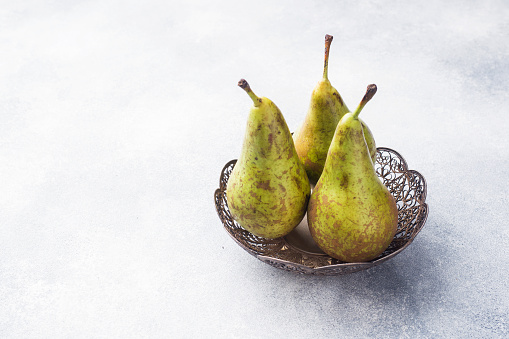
[1,1,508,338]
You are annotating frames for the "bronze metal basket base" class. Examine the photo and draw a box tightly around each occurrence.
[214,147,428,275]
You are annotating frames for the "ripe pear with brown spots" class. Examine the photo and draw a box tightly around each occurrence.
[226,79,311,239]
[293,34,376,185]
[307,84,398,262]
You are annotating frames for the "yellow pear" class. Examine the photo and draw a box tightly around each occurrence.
[226,80,311,238]
[293,34,376,184]
[307,85,398,262]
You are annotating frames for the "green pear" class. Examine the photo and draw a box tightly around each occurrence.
[293,34,376,184]
[307,84,398,262]
[226,79,311,239]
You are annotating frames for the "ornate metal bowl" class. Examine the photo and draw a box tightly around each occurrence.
[214,147,428,275]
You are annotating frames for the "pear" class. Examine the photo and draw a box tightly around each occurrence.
[226,79,311,239]
[307,84,398,262]
[293,34,376,184]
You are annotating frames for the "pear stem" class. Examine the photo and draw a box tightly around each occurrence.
[238,79,261,107]
[352,84,377,119]
[323,34,333,80]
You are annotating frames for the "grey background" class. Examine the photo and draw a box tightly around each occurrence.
[1,0,508,338]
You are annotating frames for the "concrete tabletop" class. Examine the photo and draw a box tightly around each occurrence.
[1,1,508,338]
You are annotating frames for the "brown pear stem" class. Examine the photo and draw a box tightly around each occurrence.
[238,79,261,107]
[352,84,377,119]
[323,34,333,80]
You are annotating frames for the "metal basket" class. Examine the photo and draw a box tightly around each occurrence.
[214,147,428,275]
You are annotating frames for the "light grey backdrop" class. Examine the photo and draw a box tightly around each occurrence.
[1,0,508,338]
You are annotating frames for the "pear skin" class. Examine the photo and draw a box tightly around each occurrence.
[226,80,311,239]
[293,34,376,184]
[361,122,377,164]
[307,85,398,262]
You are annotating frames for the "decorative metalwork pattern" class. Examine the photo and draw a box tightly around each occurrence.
[214,147,428,275]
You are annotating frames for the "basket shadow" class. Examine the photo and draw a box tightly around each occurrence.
[324,238,446,307]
